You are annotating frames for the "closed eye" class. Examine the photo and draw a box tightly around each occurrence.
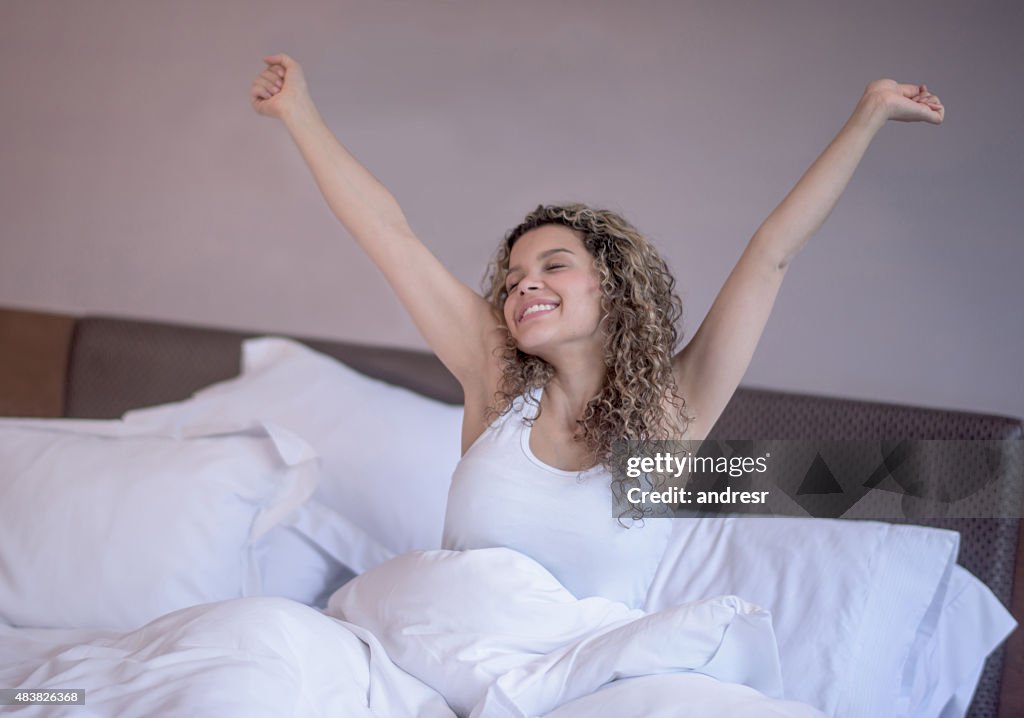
[506,264,565,292]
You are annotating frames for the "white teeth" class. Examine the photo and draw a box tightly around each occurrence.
[522,303,557,319]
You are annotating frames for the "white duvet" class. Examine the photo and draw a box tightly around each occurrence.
[0,548,823,718]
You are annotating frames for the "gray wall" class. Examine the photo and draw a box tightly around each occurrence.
[2,0,1021,419]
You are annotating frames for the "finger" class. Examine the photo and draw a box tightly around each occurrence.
[260,70,282,88]
[898,83,925,98]
[251,81,275,100]
[255,77,278,95]
[263,53,294,68]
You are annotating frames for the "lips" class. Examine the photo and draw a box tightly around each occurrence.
[517,299,560,323]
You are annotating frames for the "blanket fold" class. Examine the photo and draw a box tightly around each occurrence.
[328,547,818,718]
[2,547,823,717]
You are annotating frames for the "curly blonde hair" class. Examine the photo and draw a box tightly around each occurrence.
[482,203,694,513]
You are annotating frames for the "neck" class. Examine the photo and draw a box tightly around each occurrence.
[540,347,606,431]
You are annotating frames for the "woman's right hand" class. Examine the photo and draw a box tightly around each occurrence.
[250,53,312,120]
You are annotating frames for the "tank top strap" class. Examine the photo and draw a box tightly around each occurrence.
[508,385,544,422]
[474,386,543,445]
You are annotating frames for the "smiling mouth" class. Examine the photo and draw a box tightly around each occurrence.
[519,303,559,323]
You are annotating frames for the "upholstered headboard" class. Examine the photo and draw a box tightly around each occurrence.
[1,306,1021,717]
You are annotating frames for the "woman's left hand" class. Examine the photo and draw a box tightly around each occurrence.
[864,79,945,125]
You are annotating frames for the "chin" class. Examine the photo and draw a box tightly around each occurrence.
[511,338,540,357]
[510,332,550,359]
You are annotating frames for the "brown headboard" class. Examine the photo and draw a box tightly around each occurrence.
[2,306,1021,717]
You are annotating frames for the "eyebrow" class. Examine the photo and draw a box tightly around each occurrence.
[507,248,575,277]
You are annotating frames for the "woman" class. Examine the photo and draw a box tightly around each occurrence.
[249,53,944,606]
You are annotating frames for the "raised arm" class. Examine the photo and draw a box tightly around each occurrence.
[673,81,944,438]
[250,53,500,387]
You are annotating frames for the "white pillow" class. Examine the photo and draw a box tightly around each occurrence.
[902,563,1018,718]
[254,499,393,607]
[0,417,319,630]
[642,517,966,718]
[123,337,463,567]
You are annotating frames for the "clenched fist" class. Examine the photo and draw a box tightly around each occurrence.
[864,79,945,125]
[250,53,312,121]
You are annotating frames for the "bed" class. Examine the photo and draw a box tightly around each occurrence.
[0,305,1021,718]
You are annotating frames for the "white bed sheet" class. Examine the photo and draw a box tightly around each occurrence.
[0,548,825,718]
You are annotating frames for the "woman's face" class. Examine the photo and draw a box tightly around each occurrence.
[502,224,605,357]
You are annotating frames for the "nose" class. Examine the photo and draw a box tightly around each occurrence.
[518,275,544,294]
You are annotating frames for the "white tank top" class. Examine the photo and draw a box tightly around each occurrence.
[442,386,671,608]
